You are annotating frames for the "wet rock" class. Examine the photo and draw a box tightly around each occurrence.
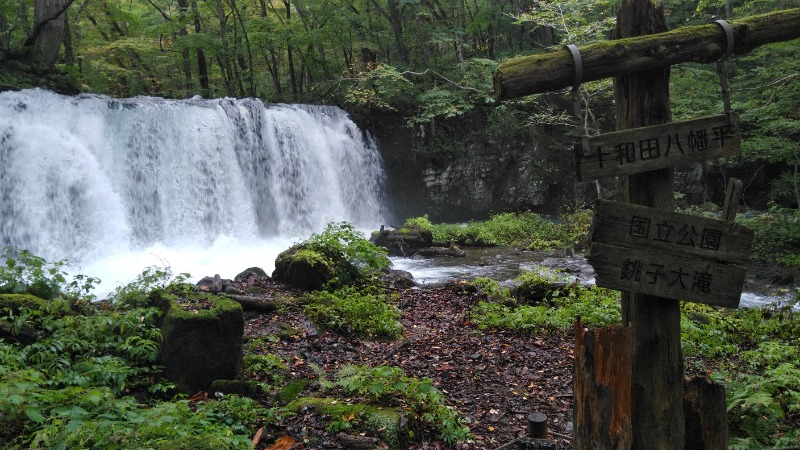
[379,269,419,290]
[235,267,269,282]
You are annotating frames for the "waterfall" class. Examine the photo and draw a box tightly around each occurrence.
[0,89,388,289]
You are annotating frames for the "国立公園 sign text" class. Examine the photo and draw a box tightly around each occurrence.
[586,200,754,307]
[576,113,741,181]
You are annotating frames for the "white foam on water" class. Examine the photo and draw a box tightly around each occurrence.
[0,89,389,295]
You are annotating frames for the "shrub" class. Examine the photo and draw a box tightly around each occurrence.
[429,210,590,250]
[680,299,799,448]
[0,251,270,449]
[305,287,403,339]
[304,222,390,277]
[469,280,621,331]
[399,215,433,233]
[335,365,472,444]
[0,246,99,302]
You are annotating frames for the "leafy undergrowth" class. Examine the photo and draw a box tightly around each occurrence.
[243,280,578,449]
[3,241,799,449]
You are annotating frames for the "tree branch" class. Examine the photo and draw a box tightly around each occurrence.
[400,68,483,93]
[145,0,173,22]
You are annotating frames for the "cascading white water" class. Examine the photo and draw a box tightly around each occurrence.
[0,89,388,292]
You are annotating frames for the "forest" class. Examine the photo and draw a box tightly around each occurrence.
[1,0,800,449]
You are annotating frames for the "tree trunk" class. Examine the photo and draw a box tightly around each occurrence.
[63,9,74,66]
[487,0,497,59]
[216,0,235,96]
[284,0,298,96]
[28,0,69,66]
[228,0,254,96]
[191,0,209,97]
[177,0,193,91]
[615,1,684,449]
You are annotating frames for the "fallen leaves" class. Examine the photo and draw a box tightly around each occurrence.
[267,436,295,450]
[244,281,576,449]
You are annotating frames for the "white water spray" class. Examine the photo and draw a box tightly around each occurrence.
[0,89,388,293]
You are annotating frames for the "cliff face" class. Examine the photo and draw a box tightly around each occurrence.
[359,109,609,224]
[358,109,785,224]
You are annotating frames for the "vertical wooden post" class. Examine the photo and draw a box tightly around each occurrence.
[616,1,685,448]
[574,321,633,449]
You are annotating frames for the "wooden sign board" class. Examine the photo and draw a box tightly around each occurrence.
[576,113,741,181]
[586,200,754,308]
[588,243,746,308]
[590,199,754,265]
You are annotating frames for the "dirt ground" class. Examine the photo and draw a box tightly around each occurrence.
[240,280,576,450]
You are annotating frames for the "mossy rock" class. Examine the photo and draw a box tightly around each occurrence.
[156,434,231,450]
[287,397,409,450]
[272,245,359,291]
[234,267,268,282]
[0,293,47,314]
[278,379,310,403]
[150,290,244,394]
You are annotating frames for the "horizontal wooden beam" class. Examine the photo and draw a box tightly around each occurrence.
[494,8,800,100]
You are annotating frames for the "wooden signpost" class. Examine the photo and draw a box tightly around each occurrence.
[576,113,741,181]
[489,1,800,449]
[588,199,754,308]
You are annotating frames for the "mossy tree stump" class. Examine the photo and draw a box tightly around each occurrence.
[151,291,244,394]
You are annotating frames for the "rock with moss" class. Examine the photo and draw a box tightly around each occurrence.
[0,293,48,314]
[150,290,244,394]
[234,267,268,282]
[370,228,434,256]
[0,293,48,344]
[272,245,359,291]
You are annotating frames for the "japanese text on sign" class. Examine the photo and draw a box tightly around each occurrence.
[620,258,713,294]
[583,124,735,169]
[576,113,741,181]
[628,216,723,251]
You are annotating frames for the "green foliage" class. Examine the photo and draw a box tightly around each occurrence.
[242,354,288,382]
[431,210,590,250]
[108,265,191,309]
[470,277,513,301]
[0,250,270,448]
[515,0,618,45]
[335,365,472,444]
[513,267,566,302]
[1,384,260,450]
[400,215,434,233]
[339,64,419,113]
[469,276,621,331]
[303,222,391,281]
[736,209,800,266]
[0,246,99,302]
[681,299,799,447]
[305,287,403,339]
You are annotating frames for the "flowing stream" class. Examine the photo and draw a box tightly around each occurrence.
[0,89,388,295]
[392,248,796,309]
